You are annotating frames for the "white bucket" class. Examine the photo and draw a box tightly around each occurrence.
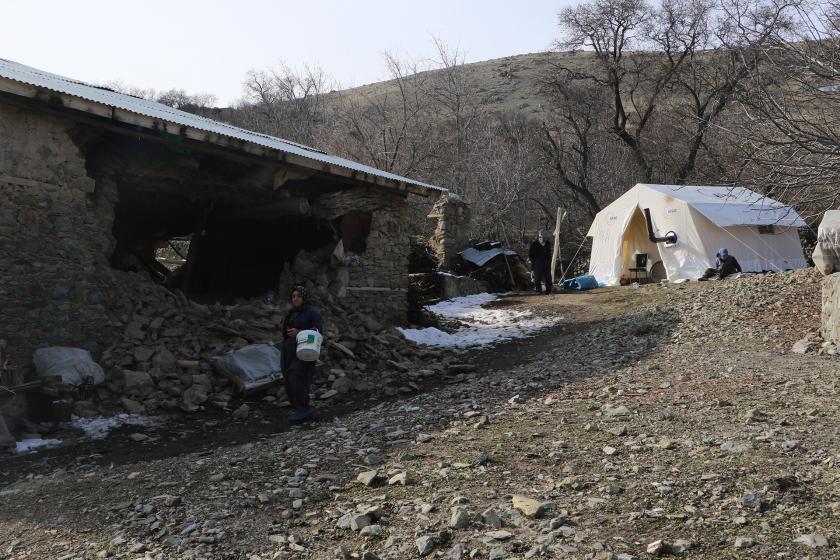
[295,330,323,362]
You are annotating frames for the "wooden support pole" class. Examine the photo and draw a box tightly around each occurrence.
[499,229,518,291]
[550,207,568,285]
[2,379,43,393]
[181,208,209,295]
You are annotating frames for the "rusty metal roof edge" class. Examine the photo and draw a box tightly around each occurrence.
[0,58,446,195]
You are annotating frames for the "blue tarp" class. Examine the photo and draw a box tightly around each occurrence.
[562,274,600,291]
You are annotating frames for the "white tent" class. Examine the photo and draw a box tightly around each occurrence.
[587,184,808,286]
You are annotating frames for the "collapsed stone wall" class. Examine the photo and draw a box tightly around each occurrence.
[344,204,410,320]
[0,101,118,380]
[0,100,431,415]
[72,269,457,420]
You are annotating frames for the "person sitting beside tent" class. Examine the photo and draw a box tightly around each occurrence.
[716,248,742,278]
[701,247,742,280]
[528,231,552,294]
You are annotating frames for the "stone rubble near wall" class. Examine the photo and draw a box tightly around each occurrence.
[80,270,461,419]
[65,203,453,417]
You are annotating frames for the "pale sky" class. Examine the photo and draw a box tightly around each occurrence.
[1,0,572,107]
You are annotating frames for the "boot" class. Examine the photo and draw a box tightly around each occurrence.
[288,407,314,423]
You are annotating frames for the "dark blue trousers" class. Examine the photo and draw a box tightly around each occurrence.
[533,261,552,293]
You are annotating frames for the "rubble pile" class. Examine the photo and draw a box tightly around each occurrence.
[66,262,461,419]
[455,242,530,291]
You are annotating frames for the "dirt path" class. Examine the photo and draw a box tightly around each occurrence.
[0,291,595,481]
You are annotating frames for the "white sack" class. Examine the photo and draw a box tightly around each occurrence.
[211,344,283,392]
[33,347,105,386]
[818,210,840,248]
[814,210,840,275]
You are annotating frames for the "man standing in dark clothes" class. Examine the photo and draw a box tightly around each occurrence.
[281,285,323,422]
[716,247,742,279]
[529,231,553,294]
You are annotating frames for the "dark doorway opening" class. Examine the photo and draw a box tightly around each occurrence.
[185,215,333,302]
[109,186,334,303]
[109,189,195,284]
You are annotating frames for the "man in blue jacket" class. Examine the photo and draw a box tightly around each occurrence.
[716,248,742,278]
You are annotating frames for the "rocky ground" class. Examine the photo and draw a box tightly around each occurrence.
[2,269,839,560]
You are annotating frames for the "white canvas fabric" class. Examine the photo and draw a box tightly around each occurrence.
[587,184,808,286]
[818,210,840,248]
[813,210,840,274]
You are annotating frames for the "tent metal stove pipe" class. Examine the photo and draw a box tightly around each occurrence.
[643,208,678,245]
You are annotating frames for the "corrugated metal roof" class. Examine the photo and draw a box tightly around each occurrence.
[0,58,445,194]
[460,247,518,267]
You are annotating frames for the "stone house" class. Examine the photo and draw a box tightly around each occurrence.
[0,58,447,379]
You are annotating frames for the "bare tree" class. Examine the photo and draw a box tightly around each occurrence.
[238,63,334,146]
[104,81,218,115]
[157,88,218,110]
[328,53,443,178]
[424,38,485,192]
[538,71,636,220]
[556,0,796,184]
[103,80,158,100]
[466,114,545,243]
[730,0,840,217]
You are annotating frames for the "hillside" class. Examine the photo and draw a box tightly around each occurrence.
[330,50,595,117]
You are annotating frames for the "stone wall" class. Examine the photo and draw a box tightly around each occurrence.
[344,195,409,321]
[822,273,840,344]
[441,274,488,300]
[0,101,117,377]
[428,193,471,271]
[309,187,411,320]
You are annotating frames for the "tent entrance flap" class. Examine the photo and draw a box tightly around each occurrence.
[620,208,664,280]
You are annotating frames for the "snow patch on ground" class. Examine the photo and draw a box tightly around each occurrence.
[16,438,62,454]
[399,293,558,348]
[69,414,160,440]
